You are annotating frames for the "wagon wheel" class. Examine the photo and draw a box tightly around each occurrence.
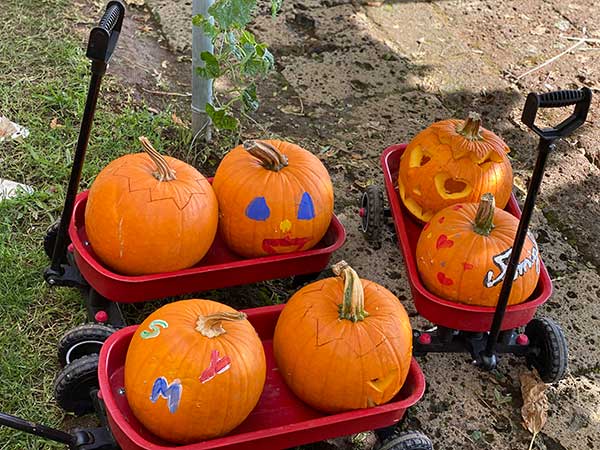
[525,317,568,383]
[54,354,100,415]
[57,323,115,367]
[360,185,385,249]
[377,431,433,450]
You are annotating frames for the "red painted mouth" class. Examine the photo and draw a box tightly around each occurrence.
[262,236,312,254]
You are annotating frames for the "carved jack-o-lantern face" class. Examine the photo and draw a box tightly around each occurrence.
[398,113,513,222]
[213,140,334,258]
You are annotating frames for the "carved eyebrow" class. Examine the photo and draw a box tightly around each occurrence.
[297,192,315,220]
[245,197,270,221]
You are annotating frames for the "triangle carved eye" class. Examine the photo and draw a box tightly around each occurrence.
[298,192,315,220]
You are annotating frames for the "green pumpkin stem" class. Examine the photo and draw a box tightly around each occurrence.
[332,260,369,322]
[456,112,483,141]
[473,193,496,236]
[195,311,247,338]
[139,136,177,181]
[243,140,288,171]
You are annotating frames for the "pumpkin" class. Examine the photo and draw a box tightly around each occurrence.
[212,139,334,258]
[273,261,413,413]
[416,193,541,307]
[124,299,266,444]
[84,137,218,275]
[398,113,513,222]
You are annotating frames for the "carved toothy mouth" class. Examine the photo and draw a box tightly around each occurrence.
[262,236,312,254]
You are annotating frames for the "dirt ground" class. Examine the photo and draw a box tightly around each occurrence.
[89,0,600,448]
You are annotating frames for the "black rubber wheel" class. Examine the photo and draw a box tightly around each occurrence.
[57,323,115,367]
[377,431,433,450]
[525,317,568,383]
[54,354,100,415]
[360,185,385,249]
[43,219,60,260]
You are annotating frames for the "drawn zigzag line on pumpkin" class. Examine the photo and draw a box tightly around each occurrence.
[108,172,211,211]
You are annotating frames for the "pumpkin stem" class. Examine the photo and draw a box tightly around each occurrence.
[139,136,177,181]
[243,140,289,171]
[456,112,483,141]
[473,193,496,236]
[332,260,369,322]
[196,311,247,338]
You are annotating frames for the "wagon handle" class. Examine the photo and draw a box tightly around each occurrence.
[45,2,126,289]
[87,1,125,63]
[481,88,592,368]
[521,87,592,140]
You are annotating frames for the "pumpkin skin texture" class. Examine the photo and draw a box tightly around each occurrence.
[124,299,266,444]
[398,113,513,222]
[84,137,218,275]
[212,139,334,258]
[416,194,541,307]
[273,261,413,413]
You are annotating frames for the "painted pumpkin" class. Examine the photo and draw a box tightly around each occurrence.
[124,299,266,444]
[84,137,218,275]
[273,261,413,413]
[398,113,513,222]
[212,139,334,258]
[416,193,541,307]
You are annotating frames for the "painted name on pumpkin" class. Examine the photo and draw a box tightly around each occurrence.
[150,377,182,414]
[200,350,231,384]
[483,240,540,288]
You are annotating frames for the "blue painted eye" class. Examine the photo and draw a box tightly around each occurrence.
[246,197,270,221]
[298,192,316,220]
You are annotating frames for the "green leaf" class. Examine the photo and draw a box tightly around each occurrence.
[205,103,238,130]
[271,0,282,17]
[208,0,257,30]
[196,51,221,79]
[192,14,220,39]
[241,84,259,111]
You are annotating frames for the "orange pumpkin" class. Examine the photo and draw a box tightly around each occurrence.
[84,137,218,275]
[398,113,513,222]
[273,261,413,413]
[416,193,541,307]
[124,299,266,444]
[212,139,334,258]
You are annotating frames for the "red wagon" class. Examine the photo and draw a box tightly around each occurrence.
[359,87,591,383]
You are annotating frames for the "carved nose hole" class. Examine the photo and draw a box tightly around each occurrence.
[420,155,431,166]
[444,178,467,194]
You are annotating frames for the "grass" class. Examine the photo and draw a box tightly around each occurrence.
[0,0,187,447]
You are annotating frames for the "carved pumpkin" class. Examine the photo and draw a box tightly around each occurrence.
[124,299,266,444]
[84,137,218,275]
[416,193,540,307]
[273,261,413,413]
[398,113,513,222]
[212,139,334,258]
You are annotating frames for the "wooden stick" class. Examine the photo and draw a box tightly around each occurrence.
[516,38,587,80]
[141,87,192,97]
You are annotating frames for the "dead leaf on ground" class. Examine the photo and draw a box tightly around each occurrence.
[50,118,63,129]
[124,0,145,6]
[0,117,18,138]
[520,370,549,450]
[171,112,189,129]
[138,24,153,33]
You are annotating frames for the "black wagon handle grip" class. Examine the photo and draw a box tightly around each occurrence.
[521,87,592,140]
[86,1,126,64]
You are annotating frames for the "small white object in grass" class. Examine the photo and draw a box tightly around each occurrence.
[0,179,34,201]
[0,116,30,142]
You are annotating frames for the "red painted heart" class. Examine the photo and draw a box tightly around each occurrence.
[438,216,445,224]
[436,234,454,250]
[463,262,474,271]
[437,272,454,286]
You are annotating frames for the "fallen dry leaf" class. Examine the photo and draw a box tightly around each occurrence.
[520,370,548,450]
[124,0,145,6]
[50,118,63,129]
[0,117,17,138]
[171,112,188,129]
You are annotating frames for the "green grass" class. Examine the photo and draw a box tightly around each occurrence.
[0,0,185,447]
